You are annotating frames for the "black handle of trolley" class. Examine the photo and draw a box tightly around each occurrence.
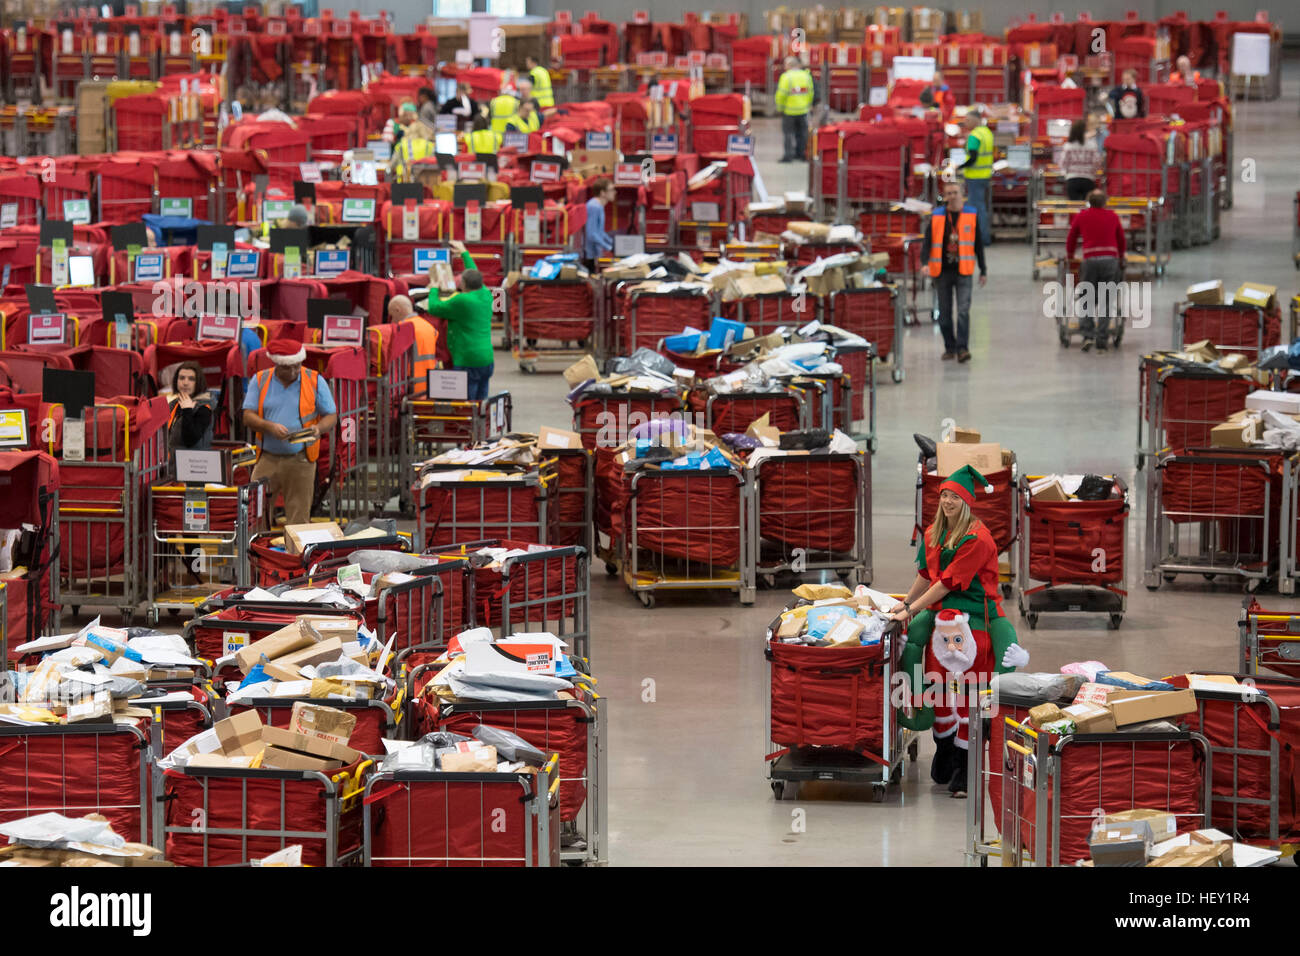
[1157,448,1286,470]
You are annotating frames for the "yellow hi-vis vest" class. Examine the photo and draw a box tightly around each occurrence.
[529,65,554,108]
[962,124,994,180]
[489,93,519,134]
[775,67,815,116]
[468,127,501,154]
[506,111,540,134]
[393,135,434,182]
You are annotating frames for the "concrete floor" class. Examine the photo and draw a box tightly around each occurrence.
[480,64,1300,866]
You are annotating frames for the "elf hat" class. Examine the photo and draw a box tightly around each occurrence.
[939,464,993,507]
[266,336,306,366]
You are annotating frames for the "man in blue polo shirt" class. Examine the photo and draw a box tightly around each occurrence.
[241,337,338,525]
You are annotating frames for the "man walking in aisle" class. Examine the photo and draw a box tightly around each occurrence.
[923,178,987,363]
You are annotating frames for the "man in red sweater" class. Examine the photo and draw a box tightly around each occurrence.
[1066,189,1126,352]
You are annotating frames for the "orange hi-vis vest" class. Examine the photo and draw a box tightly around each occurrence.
[928,206,977,278]
[406,316,440,397]
[255,367,323,462]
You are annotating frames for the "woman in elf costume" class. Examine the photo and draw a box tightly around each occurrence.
[889,464,1029,794]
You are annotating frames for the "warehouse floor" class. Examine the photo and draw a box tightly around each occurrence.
[483,63,1300,865]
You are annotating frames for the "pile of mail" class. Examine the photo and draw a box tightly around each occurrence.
[770,584,896,648]
[564,348,686,400]
[0,813,171,867]
[379,724,549,774]
[611,420,745,472]
[727,416,860,468]
[160,704,363,772]
[214,614,395,706]
[3,619,203,726]
[417,627,591,706]
[792,248,891,295]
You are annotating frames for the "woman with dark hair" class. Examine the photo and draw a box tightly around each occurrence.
[168,360,214,453]
[1058,118,1101,201]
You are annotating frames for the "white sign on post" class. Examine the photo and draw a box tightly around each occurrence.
[1231,32,1271,77]
[175,449,224,484]
[427,369,469,400]
[891,56,936,82]
[321,314,364,347]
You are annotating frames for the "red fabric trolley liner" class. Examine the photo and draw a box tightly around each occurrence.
[0,450,58,654]
[0,720,151,843]
[510,278,599,358]
[149,685,217,760]
[621,466,754,605]
[1176,302,1280,364]
[618,286,715,357]
[917,460,1017,559]
[1016,475,1128,629]
[751,452,870,582]
[1002,720,1211,866]
[814,123,917,208]
[1146,447,1288,591]
[155,758,371,866]
[1141,361,1252,461]
[361,761,560,866]
[544,447,593,553]
[687,387,808,436]
[824,286,903,375]
[414,464,554,551]
[570,388,687,452]
[435,696,599,838]
[718,290,809,339]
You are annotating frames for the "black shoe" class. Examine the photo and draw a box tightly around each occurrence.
[941,351,957,361]
[1096,340,1109,352]
[948,754,969,797]
[778,157,793,164]
[957,350,971,363]
[1080,339,1093,353]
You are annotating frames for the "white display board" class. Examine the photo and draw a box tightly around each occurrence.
[468,14,500,58]
[892,56,936,83]
[1231,32,1271,77]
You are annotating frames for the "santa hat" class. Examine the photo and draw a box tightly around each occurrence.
[939,464,993,507]
[266,336,306,366]
[934,608,970,627]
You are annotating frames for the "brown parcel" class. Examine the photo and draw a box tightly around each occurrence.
[260,637,345,682]
[1185,279,1224,305]
[537,425,583,450]
[441,745,498,773]
[261,725,361,764]
[952,427,981,443]
[214,709,265,756]
[936,441,1003,477]
[1106,688,1197,727]
[1062,702,1117,734]
[1031,479,1070,502]
[289,701,357,744]
[562,354,599,387]
[234,623,316,674]
[1210,418,1256,448]
[259,746,345,774]
[283,521,344,556]
[1028,702,1065,728]
[746,412,780,449]
[1106,809,1178,843]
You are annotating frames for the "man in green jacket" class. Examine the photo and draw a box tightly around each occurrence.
[423,241,495,400]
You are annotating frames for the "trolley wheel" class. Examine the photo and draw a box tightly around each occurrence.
[637,591,656,609]
[871,783,887,802]
[1113,326,1124,347]
[604,561,618,577]
[1246,578,1262,594]
[145,608,159,627]
[1000,583,1012,600]
[836,568,853,583]
[908,739,918,761]
[518,363,537,374]
[1032,268,1039,280]
[1108,613,1123,630]
[563,859,585,867]
[1163,574,1176,584]
[891,367,904,384]
[1202,573,1217,582]
[1146,584,1160,592]
[121,611,135,627]
[762,574,776,589]
[868,436,879,453]
[1026,613,1039,630]
[770,781,784,799]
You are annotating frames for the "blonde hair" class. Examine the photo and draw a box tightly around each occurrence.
[929,496,977,549]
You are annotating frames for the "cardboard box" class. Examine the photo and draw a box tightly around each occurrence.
[1106,809,1178,843]
[538,425,582,450]
[1186,279,1224,305]
[261,637,345,682]
[1148,842,1232,867]
[1235,283,1277,311]
[441,744,498,772]
[803,267,845,297]
[1074,682,1120,706]
[563,354,599,387]
[214,709,265,756]
[1028,703,1065,728]
[726,273,787,300]
[259,746,345,773]
[1030,478,1070,501]
[746,412,780,448]
[1062,701,1117,734]
[936,441,1003,477]
[289,702,357,745]
[777,614,804,639]
[188,753,259,769]
[1090,820,1152,866]
[1218,353,1249,371]
[261,725,361,764]
[570,148,617,175]
[235,624,316,674]
[824,615,865,647]
[952,426,981,443]
[1211,417,1257,448]
[788,221,832,241]
[284,522,344,556]
[1107,688,1197,727]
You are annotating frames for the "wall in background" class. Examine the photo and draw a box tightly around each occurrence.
[341,1,1285,38]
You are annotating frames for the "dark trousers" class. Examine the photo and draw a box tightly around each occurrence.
[782,113,808,160]
[1078,256,1123,342]
[1066,177,1097,201]
[934,268,973,352]
[459,362,494,401]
